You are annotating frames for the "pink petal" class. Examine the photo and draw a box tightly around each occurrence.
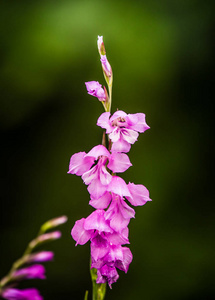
[68,152,94,176]
[84,210,113,233]
[107,245,124,262]
[71,218,93,246]
[99,164,112,185]
[108,153,132,173]
[97,112,112,133]
[109,110,127,122]
[85,145,110,160]
[105,196,135,232]
[126,113,139,126]
[82,164,98,185]
[109,127,120,142]
[128,113,150,133]
[87,179,108,198]
[115,247,133,273]
[126,182,152,206]
[106,209,130,232]
[91,233,110,261]
[107,176,131,198]
[106,228,130,245]
[111,138,131,153]
[121,128,139,144]
[89,191,112,209]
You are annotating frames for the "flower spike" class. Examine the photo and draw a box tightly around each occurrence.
[69,35,151,297]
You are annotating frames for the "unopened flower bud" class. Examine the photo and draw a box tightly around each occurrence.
[40,215,67,233]
[29,231,61,249]
[100,55,112,80]
[24,251,54,264]
[12,264,46,281]
[97,36,106,56]
[97,36,113,86]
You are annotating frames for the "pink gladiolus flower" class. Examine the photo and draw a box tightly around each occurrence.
[97,110,150,153]
[96,265,119,288]
[71,209,132,287]
[2,288,43,300]
[68,145,132,199]
[85,81,107,102]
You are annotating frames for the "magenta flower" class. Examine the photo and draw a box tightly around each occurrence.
[71,209,132,287]
[2,288,43,300]
[97,110,150,152]
[12,265,46,281]
[93,245,132,288]
[96,265,119,288]
[85,81,107,102]
[68,145,132,199]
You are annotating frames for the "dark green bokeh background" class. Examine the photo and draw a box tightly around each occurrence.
[0,1,214,299]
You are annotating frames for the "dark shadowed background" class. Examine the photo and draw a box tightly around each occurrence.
[0,0,214,299]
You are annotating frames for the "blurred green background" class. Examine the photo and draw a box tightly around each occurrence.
[0,0,214,299]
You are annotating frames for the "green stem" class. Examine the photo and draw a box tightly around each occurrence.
[0,225,46,290]
[107,81,112,113]
[91,266,106,300]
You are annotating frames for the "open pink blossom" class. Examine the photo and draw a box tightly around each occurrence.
[97,110,150,153]
[85,81,107,102]
[71,210,130,248]
[68,145,132,198]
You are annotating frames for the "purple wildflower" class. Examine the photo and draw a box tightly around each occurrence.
[68,145,132,199]
[97,110,150,153]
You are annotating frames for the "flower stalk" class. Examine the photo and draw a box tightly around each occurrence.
[69,35,151,300]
